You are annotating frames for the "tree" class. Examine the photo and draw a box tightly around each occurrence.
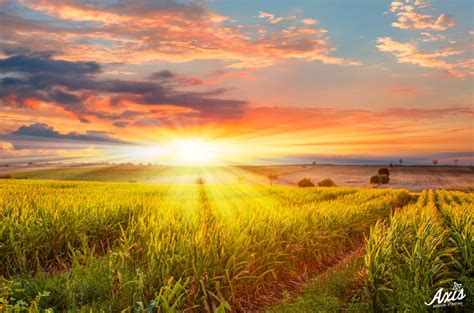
[267,173,278,186]
[298,178,315,187]
[379,175,390,184]
[432,159,438,166]
[399,159,403,165]
[312,161,317,166]
[377,168,390,176]
[370,175,381,185]
[318,178,336,187]
[196,177,205,185]
[453,159,459,167]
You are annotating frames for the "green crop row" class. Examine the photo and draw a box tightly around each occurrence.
[364,190,473,312]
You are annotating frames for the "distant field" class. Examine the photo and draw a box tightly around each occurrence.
[275,165,474,192]
[3,163,473,191]
[1,180,471,311]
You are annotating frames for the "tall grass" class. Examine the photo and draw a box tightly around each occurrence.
[0,180,411,311]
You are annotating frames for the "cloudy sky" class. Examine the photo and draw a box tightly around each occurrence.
[0,0,473,165]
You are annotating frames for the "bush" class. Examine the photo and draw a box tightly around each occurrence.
[370,175,390,185]
[195,177,205,185]
[0,174,12,179]
[317,178,336,187]
[377,168,390,176]
[379,174,390,184]
[370,175,381,185]
[298,178,315,187]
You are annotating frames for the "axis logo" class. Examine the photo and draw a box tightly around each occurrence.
[425,282,466,308]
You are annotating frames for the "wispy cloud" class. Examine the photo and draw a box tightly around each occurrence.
[0,1,358,68]
[376,37,470,78]
[388,0,455,31]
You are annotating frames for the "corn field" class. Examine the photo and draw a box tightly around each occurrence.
[365,190,473,312]
[0,179,413,312]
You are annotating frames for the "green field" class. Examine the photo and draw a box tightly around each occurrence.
[0,180,472,312]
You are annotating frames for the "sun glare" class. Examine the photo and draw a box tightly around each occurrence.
[172,139,220,165]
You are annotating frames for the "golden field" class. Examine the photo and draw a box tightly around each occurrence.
[0,180,471,312]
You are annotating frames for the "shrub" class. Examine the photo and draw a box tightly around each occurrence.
[298,178,315,187]
[0,174,12,179]
[370,175,381,185]
[195,177,205,185]
[317,178,336,187]
[377,168,390,176]
[379,174,390,184]
[370,175,389,185]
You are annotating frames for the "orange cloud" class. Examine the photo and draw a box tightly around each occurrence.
[301,18,317,25]
[6,1,358,68]
[376,37,470,78]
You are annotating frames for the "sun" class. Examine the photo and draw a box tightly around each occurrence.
[172,138,220,165]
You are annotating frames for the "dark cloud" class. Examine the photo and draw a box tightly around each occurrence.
[0,51,247,121]
[3,47,54,58]
[0,123,131,152]
[149,70,175,80]
[105,0,209,21]
[5,123,128,145]
[0,54,101,75]
[113,121,129,128]
[149,70,204,85]
[11,123,59,138]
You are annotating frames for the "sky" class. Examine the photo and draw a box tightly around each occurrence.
[0,0,473,165]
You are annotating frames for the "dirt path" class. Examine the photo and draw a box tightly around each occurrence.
[265,247,367,313]
[236,245,366,312]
